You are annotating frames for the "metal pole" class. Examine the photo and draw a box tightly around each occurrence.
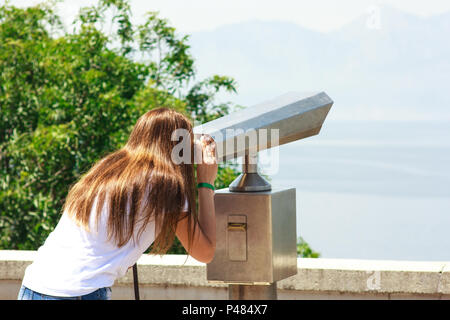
[229,152,271,192]
[228,282,277,300]
[243,153,257,173]
[132,263,140,300]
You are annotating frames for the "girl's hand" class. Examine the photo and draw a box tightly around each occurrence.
[177,134,217,263]
[195,134,218,185]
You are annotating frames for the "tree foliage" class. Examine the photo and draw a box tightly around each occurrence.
[0,0,238,251]
[297,237,321,258]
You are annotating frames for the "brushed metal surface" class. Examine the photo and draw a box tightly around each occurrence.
[228,173,272,192]
[229,153,271,192]
[207,187,297,284]
[229,282,277,300]
[193,91,333,162]
[271,188,297,281]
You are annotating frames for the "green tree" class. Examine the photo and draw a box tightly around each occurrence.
[0,0,238,251]
[297,237,320,258]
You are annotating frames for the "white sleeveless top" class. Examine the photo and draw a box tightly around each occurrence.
[22,194,187,297]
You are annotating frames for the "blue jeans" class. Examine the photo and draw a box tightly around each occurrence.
[18,285,112,300]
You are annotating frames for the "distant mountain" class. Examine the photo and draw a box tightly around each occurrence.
[188,5,450,120]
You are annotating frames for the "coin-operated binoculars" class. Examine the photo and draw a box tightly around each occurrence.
[194,91,333,300]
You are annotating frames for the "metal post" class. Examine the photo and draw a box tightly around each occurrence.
[132,263,140,300]
[228,282,277,300]
[228,154,277,300]
[229,153,271,192]
[242,153,257,173]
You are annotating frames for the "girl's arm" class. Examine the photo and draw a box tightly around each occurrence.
[176,135,217,263]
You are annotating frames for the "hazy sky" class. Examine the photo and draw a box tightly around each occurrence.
[5,0,450,33]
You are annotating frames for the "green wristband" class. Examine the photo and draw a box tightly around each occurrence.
[197,182,215,191]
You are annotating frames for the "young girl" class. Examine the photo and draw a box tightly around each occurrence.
[18,108,217,300]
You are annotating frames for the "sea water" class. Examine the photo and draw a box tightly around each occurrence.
[261,120,450,261]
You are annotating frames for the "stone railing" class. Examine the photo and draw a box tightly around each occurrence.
[1,250,448,300]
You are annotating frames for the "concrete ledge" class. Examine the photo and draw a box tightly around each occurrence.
[1,250,448,300]
[280,258,449,296]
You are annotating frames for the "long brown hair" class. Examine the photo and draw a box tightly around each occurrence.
[62,108,197,254]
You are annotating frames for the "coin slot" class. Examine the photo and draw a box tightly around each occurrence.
[227,215,247,262]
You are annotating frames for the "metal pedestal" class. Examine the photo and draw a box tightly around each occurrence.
[207,154,296,301]
[228,282,277,300]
